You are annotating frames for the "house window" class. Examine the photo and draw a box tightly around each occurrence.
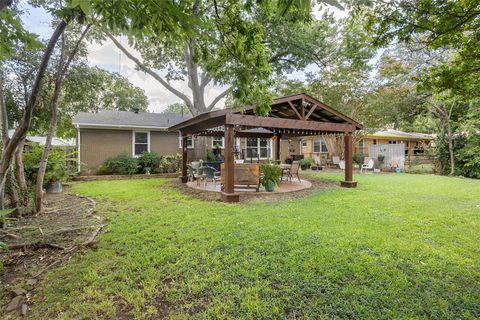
[373,139,377,145]
[388,140,397,144]
[359,139,365,152]
[301,139,307,148]
[313,138,328,153]
[212,137,224,149]
[133,131,149,156]
[179,136,194,149]
[246,138,272,159]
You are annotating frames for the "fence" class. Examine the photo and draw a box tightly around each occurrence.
[368,144,405,169]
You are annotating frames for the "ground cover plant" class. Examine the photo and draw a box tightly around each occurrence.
[28,173,480,319]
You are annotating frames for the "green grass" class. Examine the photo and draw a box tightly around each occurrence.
[405,163,435,174]
[30,173,480,319]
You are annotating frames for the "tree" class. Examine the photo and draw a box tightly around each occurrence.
[163,103,191,116]
[105,0,337,116]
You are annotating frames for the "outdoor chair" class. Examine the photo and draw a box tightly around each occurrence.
[339,160,345,170]
[311,156,322,170]
[284,161,301,182]
[195,166,206,186]
[187,165,196,182]
[361,158,374,173]
[332,156,340,168]
[202,166,221,187]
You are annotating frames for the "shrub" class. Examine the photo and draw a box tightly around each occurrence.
[206,150,216,162]
[353,153,365,165]
[98,152,138,175]
[137,152,161,173]
[23,144,71,186]
[159,154,182,173]
[299,157,314,170]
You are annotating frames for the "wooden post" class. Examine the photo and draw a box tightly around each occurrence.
[180,134,188,183]
[275,134,281,162]
[341,131,357,188]
[221,124,239,202]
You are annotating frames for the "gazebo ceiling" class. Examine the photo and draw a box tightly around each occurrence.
[168,93,363,136]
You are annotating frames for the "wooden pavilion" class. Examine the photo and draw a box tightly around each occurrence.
[169,93,363,202]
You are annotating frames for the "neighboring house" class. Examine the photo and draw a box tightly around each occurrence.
[7,129,75,150]
[355,129,433,157]
[73,109,305,174]
[301,129,433,161]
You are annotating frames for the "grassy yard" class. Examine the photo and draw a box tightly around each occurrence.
[30,173,480,319]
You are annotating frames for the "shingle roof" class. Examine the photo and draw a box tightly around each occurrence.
[73,110,191,129]
[368,129,433,140]
[7,130,75,147]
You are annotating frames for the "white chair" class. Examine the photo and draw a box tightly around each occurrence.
[339,160,345,170]
[332,156,340,167]
[361,158,374,173]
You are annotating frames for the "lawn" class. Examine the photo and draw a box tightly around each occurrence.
[30,173,480,319]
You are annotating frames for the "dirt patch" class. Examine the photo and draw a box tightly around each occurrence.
[172,175,337,203]
[0,190,104,317]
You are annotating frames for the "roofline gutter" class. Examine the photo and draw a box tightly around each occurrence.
[73,123,169,130]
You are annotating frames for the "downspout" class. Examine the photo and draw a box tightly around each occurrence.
[76,125,81,173]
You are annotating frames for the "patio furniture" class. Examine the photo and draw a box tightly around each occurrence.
[220,163,261,191]
[196,166,206,186]
[361,158,374,173]
[284,161,301,182]
[202,166,221,186]
[280,163,291,181]
[311,155,322,170]
[332,156,340,168]
[339,160,345,170]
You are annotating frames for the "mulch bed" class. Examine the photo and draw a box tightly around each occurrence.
[172,175,338,203]
[0,191,104,317]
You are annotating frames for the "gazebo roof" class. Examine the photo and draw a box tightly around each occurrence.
[168,93,362,136]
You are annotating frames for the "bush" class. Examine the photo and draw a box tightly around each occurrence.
[299,157,314,170]
[98,152,139,175]
[353,153,365,165]
[137,152,161,173]
[23,144,71,186]
[159,153,182,173]
[206,150,216,162]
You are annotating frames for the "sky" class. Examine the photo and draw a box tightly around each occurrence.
[19,3,347,113]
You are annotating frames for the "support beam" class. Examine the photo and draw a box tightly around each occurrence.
[226,113,357,132]
[341,131,357,188]
[288,101,303,120]
[275,134,281,161]
[180,135,188,183]
[305,103,317,120]
[221,124,239,202]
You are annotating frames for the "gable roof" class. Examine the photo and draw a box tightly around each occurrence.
[7,130,75,147]
[73,110,191,130]
[368,129,433,140]
[169,93,363,135]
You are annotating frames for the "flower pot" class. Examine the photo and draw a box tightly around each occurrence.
[265,181,275,192]
[46,180,63,193]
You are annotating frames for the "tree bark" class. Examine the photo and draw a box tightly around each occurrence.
[15,139,28,206]
[0,19,68,200]
[446,114,455,175]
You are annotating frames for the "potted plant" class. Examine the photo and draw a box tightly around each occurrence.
[45,162,67,193]
[260,163,282,192]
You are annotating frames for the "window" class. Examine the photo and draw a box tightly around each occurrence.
[373,139,377,145]
[246,138,272,159]
[301,139,307,148]
[359,139,365,152]
[313,138,328,153]
[179,136,194,149]
[212,137,224,149]
[133,131,149,156]
[388,140,397,144]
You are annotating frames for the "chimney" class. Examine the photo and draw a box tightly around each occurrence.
[132,107,140,114]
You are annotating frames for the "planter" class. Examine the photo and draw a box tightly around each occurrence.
[203,161,223,171]
[265,181,275,192]
[46,180,63,193]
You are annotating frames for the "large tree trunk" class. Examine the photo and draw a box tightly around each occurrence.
[446,119,455,175]
[0,20,68,199]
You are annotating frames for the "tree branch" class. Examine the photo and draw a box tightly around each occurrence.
[106,32,193,110]
[207,87,231,111]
